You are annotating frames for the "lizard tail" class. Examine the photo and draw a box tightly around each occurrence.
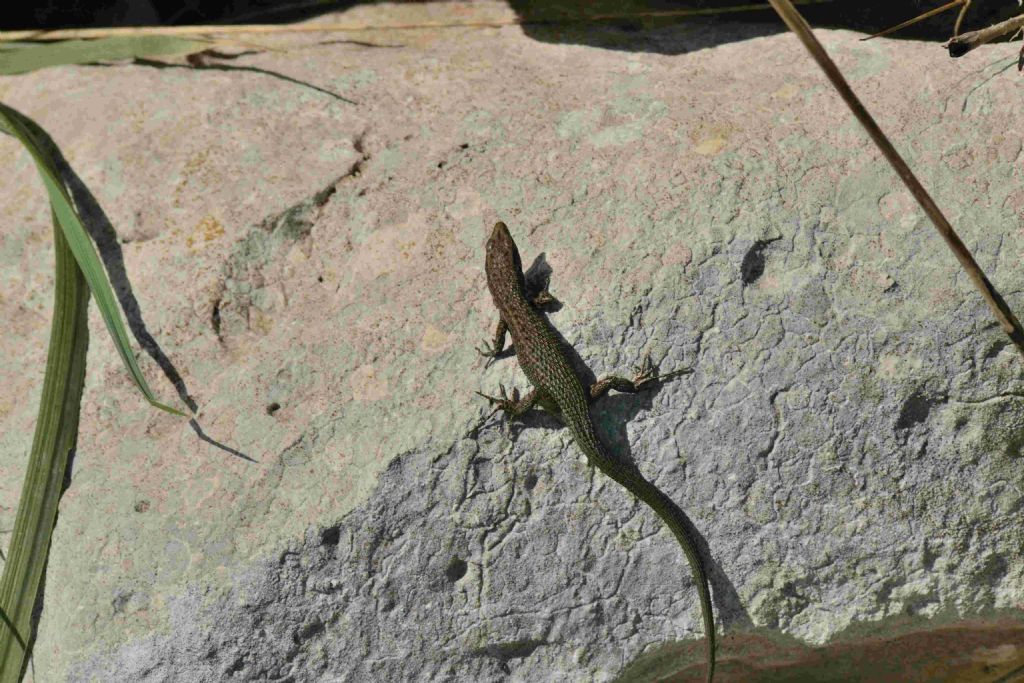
[574,424,716,683]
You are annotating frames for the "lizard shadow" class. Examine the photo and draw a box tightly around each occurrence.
[490,254,752,633]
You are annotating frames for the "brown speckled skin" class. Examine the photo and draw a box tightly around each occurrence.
[480,221,716,682]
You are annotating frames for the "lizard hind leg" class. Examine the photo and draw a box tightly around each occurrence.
[476,384,538,419]
[588,354,693,401]
[588,353,658,401]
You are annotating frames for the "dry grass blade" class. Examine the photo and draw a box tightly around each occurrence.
[766,0,1024,357]
[860,0,966,41]
[952,0,973,37]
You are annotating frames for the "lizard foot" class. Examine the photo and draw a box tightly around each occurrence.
[476,341,500,368]
[532,289,557,308]
[475,384,520,415]
[476,340,498,357]
[658,364,695,382]
[631,354,658,388]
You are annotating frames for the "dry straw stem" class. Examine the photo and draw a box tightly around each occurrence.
[860,0,967,42]
[947,12,1024,57]
[0,1,833,42]
[767,0,1024,357]
[952,0,973,37]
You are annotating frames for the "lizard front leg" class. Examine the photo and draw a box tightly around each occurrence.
[588,354,692,401]
[476,318,509,365]
[477,292,558,365]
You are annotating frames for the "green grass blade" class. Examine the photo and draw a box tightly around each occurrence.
[0,36,209,75]
[0,102,184,415]
[0,215,90,681]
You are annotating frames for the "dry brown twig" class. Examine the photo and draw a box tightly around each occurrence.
[947,11,1024,57]
[859,0,1023,62]
[767,0,1024,358]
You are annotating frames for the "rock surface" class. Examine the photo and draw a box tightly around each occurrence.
[1,2,1023,681]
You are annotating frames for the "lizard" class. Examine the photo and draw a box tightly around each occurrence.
[475,221,716,682]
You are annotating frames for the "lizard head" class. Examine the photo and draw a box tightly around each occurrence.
[485,222,527,300]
